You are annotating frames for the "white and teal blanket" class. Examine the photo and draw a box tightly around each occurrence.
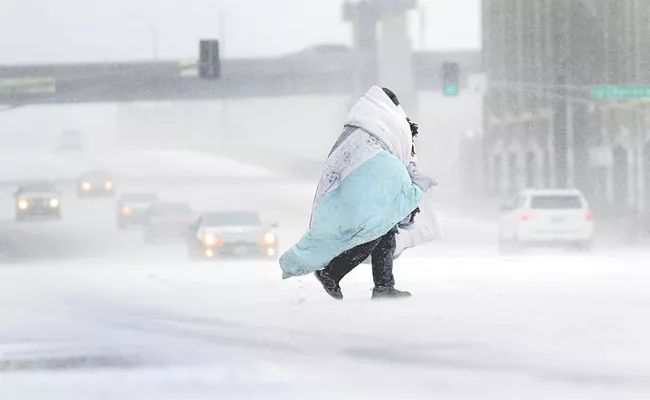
[279,86,429,279]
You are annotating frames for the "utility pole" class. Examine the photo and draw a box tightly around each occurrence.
[218,9,226,57]
[419,3,427,50]
[551,0,572,189]
[123,13,159,60]
[152,27,159,60]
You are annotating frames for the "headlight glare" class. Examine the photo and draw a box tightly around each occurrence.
[82,182,91,191]
[49,198,60,208]
[204,234,215,245]
[203,235,221,246]
[263,232,276,244]
[104,181,113,190]
[18,199,29,210]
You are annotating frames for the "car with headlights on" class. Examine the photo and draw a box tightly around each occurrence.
[14,181,62,221]
[143,202,193,245]
[187,211,278,259]
[77,170,115,198]
[116,192,159,229]
[499,189,595,253]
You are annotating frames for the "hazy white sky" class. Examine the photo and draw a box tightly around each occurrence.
[0,0,480,63]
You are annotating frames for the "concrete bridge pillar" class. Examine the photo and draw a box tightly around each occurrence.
[343,0,417,114]
[377,8,416,115]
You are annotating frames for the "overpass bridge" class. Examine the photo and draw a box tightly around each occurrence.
[0,51,481,106]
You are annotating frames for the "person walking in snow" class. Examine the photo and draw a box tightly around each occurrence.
[279,87,436,300]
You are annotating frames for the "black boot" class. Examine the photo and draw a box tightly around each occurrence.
[314,270,343,300]
[371,286,412,300]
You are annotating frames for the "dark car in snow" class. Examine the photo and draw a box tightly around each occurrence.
[116,192,159,229]
[143,202,193,245]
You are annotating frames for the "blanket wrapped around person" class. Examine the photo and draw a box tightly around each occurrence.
[279,86,428,279]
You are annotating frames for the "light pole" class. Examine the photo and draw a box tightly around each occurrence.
[123,13,159,60]
[150,25,159,60]
[218,8,226,56]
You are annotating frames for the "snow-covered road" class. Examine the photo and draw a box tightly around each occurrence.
[1,150,649,399]
[1,255,650,399]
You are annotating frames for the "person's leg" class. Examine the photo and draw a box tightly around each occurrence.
[370,228,397,288]
[325,238,381,282]
[315,237,382,300]
[370,228,412,299]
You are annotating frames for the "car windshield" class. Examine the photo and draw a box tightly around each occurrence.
[152,204,191,216]
[530,195,583,210]
[121,193,158,203]
[202,212,262,226]
[82,171,111,180]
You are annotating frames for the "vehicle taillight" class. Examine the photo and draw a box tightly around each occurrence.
[585,211,593,221]
[520,213,530,221]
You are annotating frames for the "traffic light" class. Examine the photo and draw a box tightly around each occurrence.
[199,39,221,79]
[441,62,460,96]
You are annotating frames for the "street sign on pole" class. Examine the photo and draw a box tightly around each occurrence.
[592,86,650,100]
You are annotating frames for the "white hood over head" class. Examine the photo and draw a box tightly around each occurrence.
[344,86,413,166]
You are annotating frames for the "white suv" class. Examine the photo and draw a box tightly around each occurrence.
[499,189,594,252]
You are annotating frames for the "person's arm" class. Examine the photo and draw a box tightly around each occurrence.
[397,160,434,229]
[407,162,437,193]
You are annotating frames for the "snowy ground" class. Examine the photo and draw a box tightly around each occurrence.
[1,255,650,399]
[0,149,275,185]
[1,150,649,399]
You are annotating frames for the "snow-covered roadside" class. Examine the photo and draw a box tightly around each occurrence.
[0,149,277,185]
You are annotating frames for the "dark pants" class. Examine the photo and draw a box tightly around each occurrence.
[322,228,397,288]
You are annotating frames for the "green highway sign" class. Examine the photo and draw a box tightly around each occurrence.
[592,86,650,100]
[0,77,56,94]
